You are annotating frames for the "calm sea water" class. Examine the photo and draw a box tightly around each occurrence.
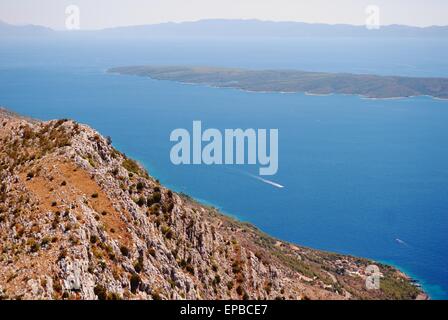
[1,36,447,299]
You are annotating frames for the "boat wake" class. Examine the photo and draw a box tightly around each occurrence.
[228,168,285,189]
[251,175,285,189]
[395,238,409,246]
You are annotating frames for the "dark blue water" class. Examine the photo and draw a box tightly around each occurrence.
[1,36,447,299]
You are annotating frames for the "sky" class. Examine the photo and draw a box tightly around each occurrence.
[0,0,447,30]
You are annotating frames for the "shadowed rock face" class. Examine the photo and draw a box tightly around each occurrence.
[0,108,425,300]
[109,66,448,99]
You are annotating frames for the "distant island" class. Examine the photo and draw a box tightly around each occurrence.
[108,66,448,99]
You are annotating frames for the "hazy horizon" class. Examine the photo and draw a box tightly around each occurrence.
[2,17,448,31]
[1,0,448,30]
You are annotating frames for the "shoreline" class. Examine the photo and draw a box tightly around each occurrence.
[378,258,446,300]
[129,149,430,299]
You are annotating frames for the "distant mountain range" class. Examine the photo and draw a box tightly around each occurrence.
[0,20,53,36]
[1,19,448,38]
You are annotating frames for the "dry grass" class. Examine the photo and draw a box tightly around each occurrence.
[22,160,133,247]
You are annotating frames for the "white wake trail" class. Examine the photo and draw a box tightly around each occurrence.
[228,168,285,189]
[252,175,285,189]
[395,238,409,246]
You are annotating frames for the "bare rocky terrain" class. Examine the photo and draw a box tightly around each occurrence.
[0,107,425,300]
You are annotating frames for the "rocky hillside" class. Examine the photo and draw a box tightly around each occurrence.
[0,107,425,300]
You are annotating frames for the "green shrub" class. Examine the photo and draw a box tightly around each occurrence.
[53,279,62,293]
[163,201,174,213]
[29,240,40,253]
[120,245,130,257]
[122,159,141,175]
[147,192,162,206]
[152,290,162,300]
[161,225,173,239]
[90,235,98,244]
[232,262,242,274]
[107,292,121,300]
[88,157,96,168]
[58,249,67,261]
[94,285,107,300]
[41,237,51,247]
[134,255,144,273]
[186,264,195,275]
[130,274,141,293]
[136,196,146,207]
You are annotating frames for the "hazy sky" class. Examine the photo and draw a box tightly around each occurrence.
[1,0,447,30]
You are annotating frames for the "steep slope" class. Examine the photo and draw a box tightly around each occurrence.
[0,108,425,300]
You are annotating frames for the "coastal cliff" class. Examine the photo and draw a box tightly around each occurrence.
[0,107,425,300]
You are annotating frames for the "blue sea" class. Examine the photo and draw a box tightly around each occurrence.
[1,36,447,299]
